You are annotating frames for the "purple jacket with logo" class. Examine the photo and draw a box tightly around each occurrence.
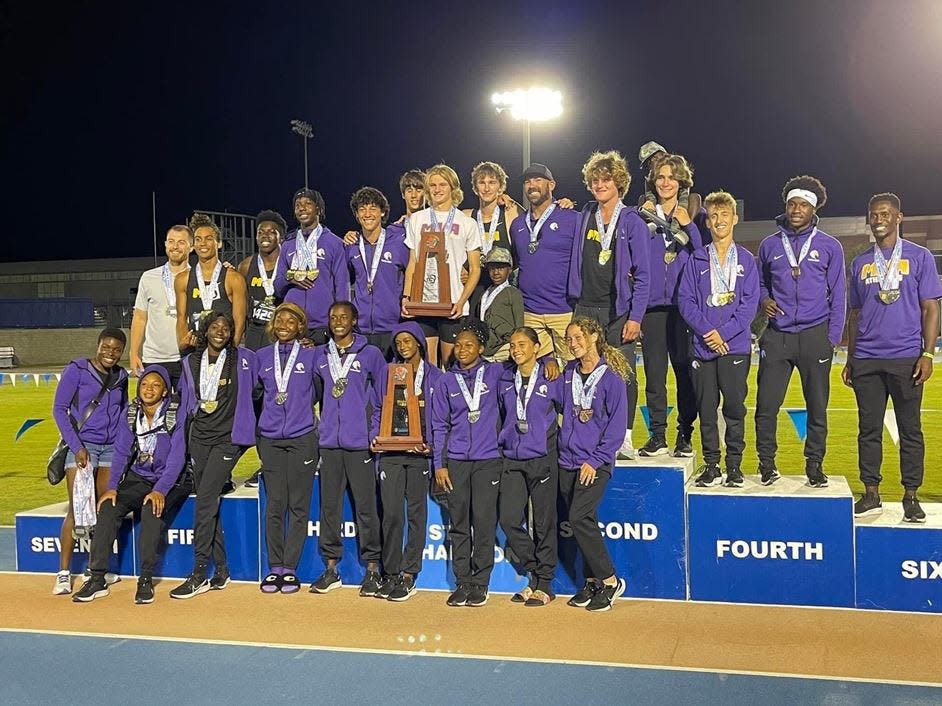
[53,359,129,453]
[274,226,351,329]
[255,342,320,440]
[388,322,444,449]
[677,244,760,360]
[557,361,627,470]
[510,206,581,314]
[179,346,258,447]
[645,216,703,309]
[347,225,409,334]
[497,364,563,461]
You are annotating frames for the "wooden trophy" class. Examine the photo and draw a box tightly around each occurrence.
[374,363,425,451]
[404,229,453,316]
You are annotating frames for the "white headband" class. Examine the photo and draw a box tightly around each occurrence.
[785,188,817,208]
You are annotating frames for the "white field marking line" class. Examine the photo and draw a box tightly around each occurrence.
[0,627,939,689]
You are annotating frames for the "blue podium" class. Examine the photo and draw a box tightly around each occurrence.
[855,502,942,613]
[687,475,855,607]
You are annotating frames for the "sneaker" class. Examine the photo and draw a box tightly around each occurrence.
[388,574,417,602]
[375,574,397,600]
[758,461,781,486]
[903,495,926,524]
[466,584,488,607]
[854,492,883,517]
[446,583,471,607]
[310,567,341,594]
[135,577,155,604]
[244,470,261,488]
[639,435,669,457]
[806,461,829,488]
[586,577,627,612]
[360,570,383,597]
[169,573,210,600]
[52,571,72,595]
[673,435,694,458]
[724,467,745,488]
[221,480,236,495]
[617,437,637,460]
[72,576,110,603]
[695,464,723,487]
[83,568,121,586]
[210,566,230,590]
[567,581,599,608]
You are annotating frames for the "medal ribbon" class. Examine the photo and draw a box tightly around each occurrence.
[257,255,278,297]
[708,243,738,296]
[515,364,540,422]
[873,237,903,291]
[655,204,674,248]
[454,365,485,414]
[293,225,323,271]
[571,364,608,411]
[135,406,165,457]
[479,281,509,320]
[595,202,624,253]
[429,207,457,238]
[197,261,223,311]
[413,360,425,396]
[327,339,357,384]
[357,229,386,292]
[526,203,557,247]
[199,348,227,404]
[475,205,500,255]
[161,263,178,310]
[779,227,817,270]
[274,340,301,396]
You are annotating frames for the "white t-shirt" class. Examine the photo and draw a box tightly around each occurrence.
[405,207,482,315]
[134,264,184,363]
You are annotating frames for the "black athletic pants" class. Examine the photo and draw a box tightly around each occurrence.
[379,453,430,576]
[640,306,697,438]
[318,448,381,563]
[259,431,318,570]
[691,355,750,469]
[498,455,558,591]
[88,470,192,578]
[190,439,242,570]
[755,322,832,465]
[574,304,638,431]
[559,464,614,580]
[443,458,502,587]
[851,356,925,489]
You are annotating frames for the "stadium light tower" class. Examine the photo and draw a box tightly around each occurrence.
[491,87,563,174]
[290,119,314,189]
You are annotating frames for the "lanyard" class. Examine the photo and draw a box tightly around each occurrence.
[514,364,540,421]
[475,205,500,255]
[595,202,624,252]
[413,360,425,396]
[135,408,164,456]
[257,255,279,296]
[294,225,323,270]
[479,281,509,320]
[571,364,607,410]
[873,238,903,291]
[199,348,227,402]
[454,365,485,413]
[708,243,738,294]
[780,227,817,269]
[357,229,386,292]
[274,341,301,394]
[197,261,223,311]
[526,203,557,245]
[430,207,457,237]
[327,339,356,382]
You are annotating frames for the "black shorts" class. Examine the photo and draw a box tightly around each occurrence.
[415,317,463,343]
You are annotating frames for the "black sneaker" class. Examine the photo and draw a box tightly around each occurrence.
[210,566,230,590]
[639,435,669,457]
[758,461,781,486]
[466,584,488,607]
[724,467,745,488]
[854,492,883,517]
[806,461,829,488]
[446,583,471,607]
[586,577,627,612]
[375,574,397,600]
[388,575,417,602]
[72,576,109,603]
[673,435,694,458]
[134,576,155,604]
[310,567,341,594]
[903,495,926,524]
[567,581,598,608]
[244,470,261,488]
[169,573,210,600]
[695,464,723,487]
[359,570,383,597]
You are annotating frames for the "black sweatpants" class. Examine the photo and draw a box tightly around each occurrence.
[89,470,192,578]
[259,431,318,570]
[498,455,558,589]
[379,453,430,576]
[318,448,381,563]
[851,356,925,489]
[574,304,638,431]
[443,458,502,587]
[640,306,697,438]
[559,464,614,580]
[691,355,750,469]
[755,322,832,464]
[189,439,243,570]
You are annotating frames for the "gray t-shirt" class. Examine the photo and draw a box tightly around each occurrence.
[134,264,183,363]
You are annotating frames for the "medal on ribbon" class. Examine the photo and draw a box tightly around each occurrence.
[455,365,486,424]
[196,261,223,314]
[293,226,322,281]
[873,237,903,305]
[327,339,356,399]
[274,340,300,405]
[136,406,164,465]
[595,202,623,266]
[526,203,557,254]
[707,243,738,307]
[358,229,386,296]
[572,365,607,423]
[514,364,540,434]
[257,254,278,302]
[479,281,509,320]
[780,227,817,280]
[161,263,180,318]
[199,348,227,414]
[476,205,500,256]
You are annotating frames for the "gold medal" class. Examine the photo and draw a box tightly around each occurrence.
[263,295,274,306]
[719,291,735,306]
[598,249,612,266]
[138,452,153,465]
[200,399,218,413]
[879,289,900,304]
[664,251,677,264]
[331,378,347,398]
[308,268,319,281]
[367,282,373,294]
[275,392,288,405]
[468,410,481,424]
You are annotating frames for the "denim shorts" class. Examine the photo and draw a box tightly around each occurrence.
[65,442,115,469]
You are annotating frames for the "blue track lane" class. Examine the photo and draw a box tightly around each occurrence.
[1,632,938,705]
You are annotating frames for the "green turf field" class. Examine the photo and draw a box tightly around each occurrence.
[1,365,939,524]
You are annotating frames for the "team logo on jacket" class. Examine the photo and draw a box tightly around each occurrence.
[242,358,249,370]
[352,361,362,372]
[317,248,326,258]
[295,362,305,373]
[550,223,558,231]
[691,360,700,370]
[809,249,820,262]
[537,384,548,397]
[383,251,392,262]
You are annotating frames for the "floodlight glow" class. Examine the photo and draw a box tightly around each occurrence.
[491,87,562,122]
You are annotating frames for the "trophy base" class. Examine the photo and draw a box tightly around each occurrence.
[403,302,454,317]
[373,436,426,452]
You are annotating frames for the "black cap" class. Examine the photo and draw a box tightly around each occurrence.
[520,163,554,181]
[293,187,319,206]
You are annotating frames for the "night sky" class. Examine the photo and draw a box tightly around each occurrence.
[2,0,940,263]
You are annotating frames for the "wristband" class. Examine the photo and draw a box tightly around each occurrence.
[921,352,934,360]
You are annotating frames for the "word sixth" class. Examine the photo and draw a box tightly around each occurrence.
[715,539,825,561]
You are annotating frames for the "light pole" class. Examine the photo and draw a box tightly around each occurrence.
[290,119,313,189]
[491,87,563,175]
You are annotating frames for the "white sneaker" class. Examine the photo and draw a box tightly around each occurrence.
[617,436,637,460]
[52,571,72,595]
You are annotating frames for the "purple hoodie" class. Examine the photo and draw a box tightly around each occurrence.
[53,359,129,454]
[569,202,651,321]
[497,363,563,461]
[758,215,846,346]
[510,206,581,314]
[346,225,409,334]
[274,226,351,329]
[676,244,760,360]
[645,215,703,309]
[430,359,505,469]
[108,365,187,495]
[313,333,386,450]
[388,321,444,449]
[179,346,258,447]
[557,360,628,470]
[256,341,319,440]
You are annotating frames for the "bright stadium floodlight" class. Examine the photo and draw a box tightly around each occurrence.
[491,87,563,175]
[290,119,314,189]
